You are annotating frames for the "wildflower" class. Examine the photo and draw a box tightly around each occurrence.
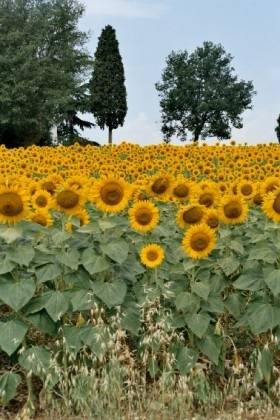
[140,243,165,268]
[182,223,216,259]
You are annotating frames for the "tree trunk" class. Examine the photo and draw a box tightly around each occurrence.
[108,127,113,144]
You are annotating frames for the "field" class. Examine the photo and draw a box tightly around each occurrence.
[1,140,280,419]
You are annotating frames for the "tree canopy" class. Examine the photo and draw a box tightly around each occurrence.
[155,41,256,143]
[88,25,127,144]
[275,115,280,144]
[0,0,92,147]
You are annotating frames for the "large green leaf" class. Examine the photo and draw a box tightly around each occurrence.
[63,325,86,354]
[0,255,16,274]
[0,319,28,355]
[81,248,111,274]
[55,248,80,270]
[35,263,62,284]
[0,277,36,311]
[5,245,35,266]
[187,313,210,338]
[248,245,278,263]
[191,281,210,300]
[100,238,129,264]
[264,269,280,296]
[197,334,223,366]
[44,291,70,321]
[81,324,111,359]
[19,346,52,381]
[0,227,23,243]
[70,288,95,311]
[224,293,245,318]
[175,347,198,375]
[0,372,21,406]
[92,278,127,307]
[219,256,240,276]
[27,310,58,336]
[234,269,265,291]
[175,292,200,311]
[247,302,280,334]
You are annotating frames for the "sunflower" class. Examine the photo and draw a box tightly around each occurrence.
[196,187,220,208]
[146,172,174,201]
[128,200,159,232]
[55,184,87,215]
[31,189,56,210]
[28,209,54,227]
[204,208,220,231]
[218,194,249,224]
[262,189,280,222]
[39,174,64,195]
[171,178,196,202]
[236,179,256,200]
[140,243,165,268]
[176,204,205,229]
[182,223,217,259]
[67,208,91,227]
[91,176,132,213]
[260,176,280,196]
[0,185,30,224]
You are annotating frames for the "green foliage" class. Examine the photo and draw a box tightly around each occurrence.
[275,114,280,144]
[1,205,280,412]
[155,41,256,142]
[0,0,92,147]
[88,25,127,144]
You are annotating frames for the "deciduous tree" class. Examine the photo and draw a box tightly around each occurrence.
[156,41,256,143]
[0,0,92,147]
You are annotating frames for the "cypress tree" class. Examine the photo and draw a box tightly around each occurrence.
[89,25,127,144]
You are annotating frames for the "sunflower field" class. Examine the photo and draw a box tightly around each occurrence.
[1,140,280,417]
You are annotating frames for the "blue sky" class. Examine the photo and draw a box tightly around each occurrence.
[78,0,280,146]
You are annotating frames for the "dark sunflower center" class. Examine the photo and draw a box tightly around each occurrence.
[57,190,79,209]
[152,178,168,194]
[32,215,47,226]
[41,181,56,195]
[241,184,253,196]
[273,193,280,214]
[135,209,153,225]
[190,232,210,251]
[253,193,262,205]
[147,250,158,261]
[182,206,203,224]
[100,182,124,205]
[36,196,48,207]
[207,216,219,228]
[199,193,213,207]
[173,185,189,198]
[224,201,242,218]
[0,192,24,216]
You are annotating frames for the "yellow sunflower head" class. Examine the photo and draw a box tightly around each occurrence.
[31,189,56,210]
[128,200,159,233]
[28,209,54,227]
[197,187,220,208]
[236,179,256,200]
[90,176,132,213]
[176,204,205,229]
[0,186,30,224]
[140,243,165,268]
[262,189,280,222]
[146,172,174,201]
[171,178,196,203]
[218,194,249,224]
[204,209,220,231]
[55,184,86,215]
[182,223,217,259]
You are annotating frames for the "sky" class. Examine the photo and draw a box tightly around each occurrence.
[77,0,280,147]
